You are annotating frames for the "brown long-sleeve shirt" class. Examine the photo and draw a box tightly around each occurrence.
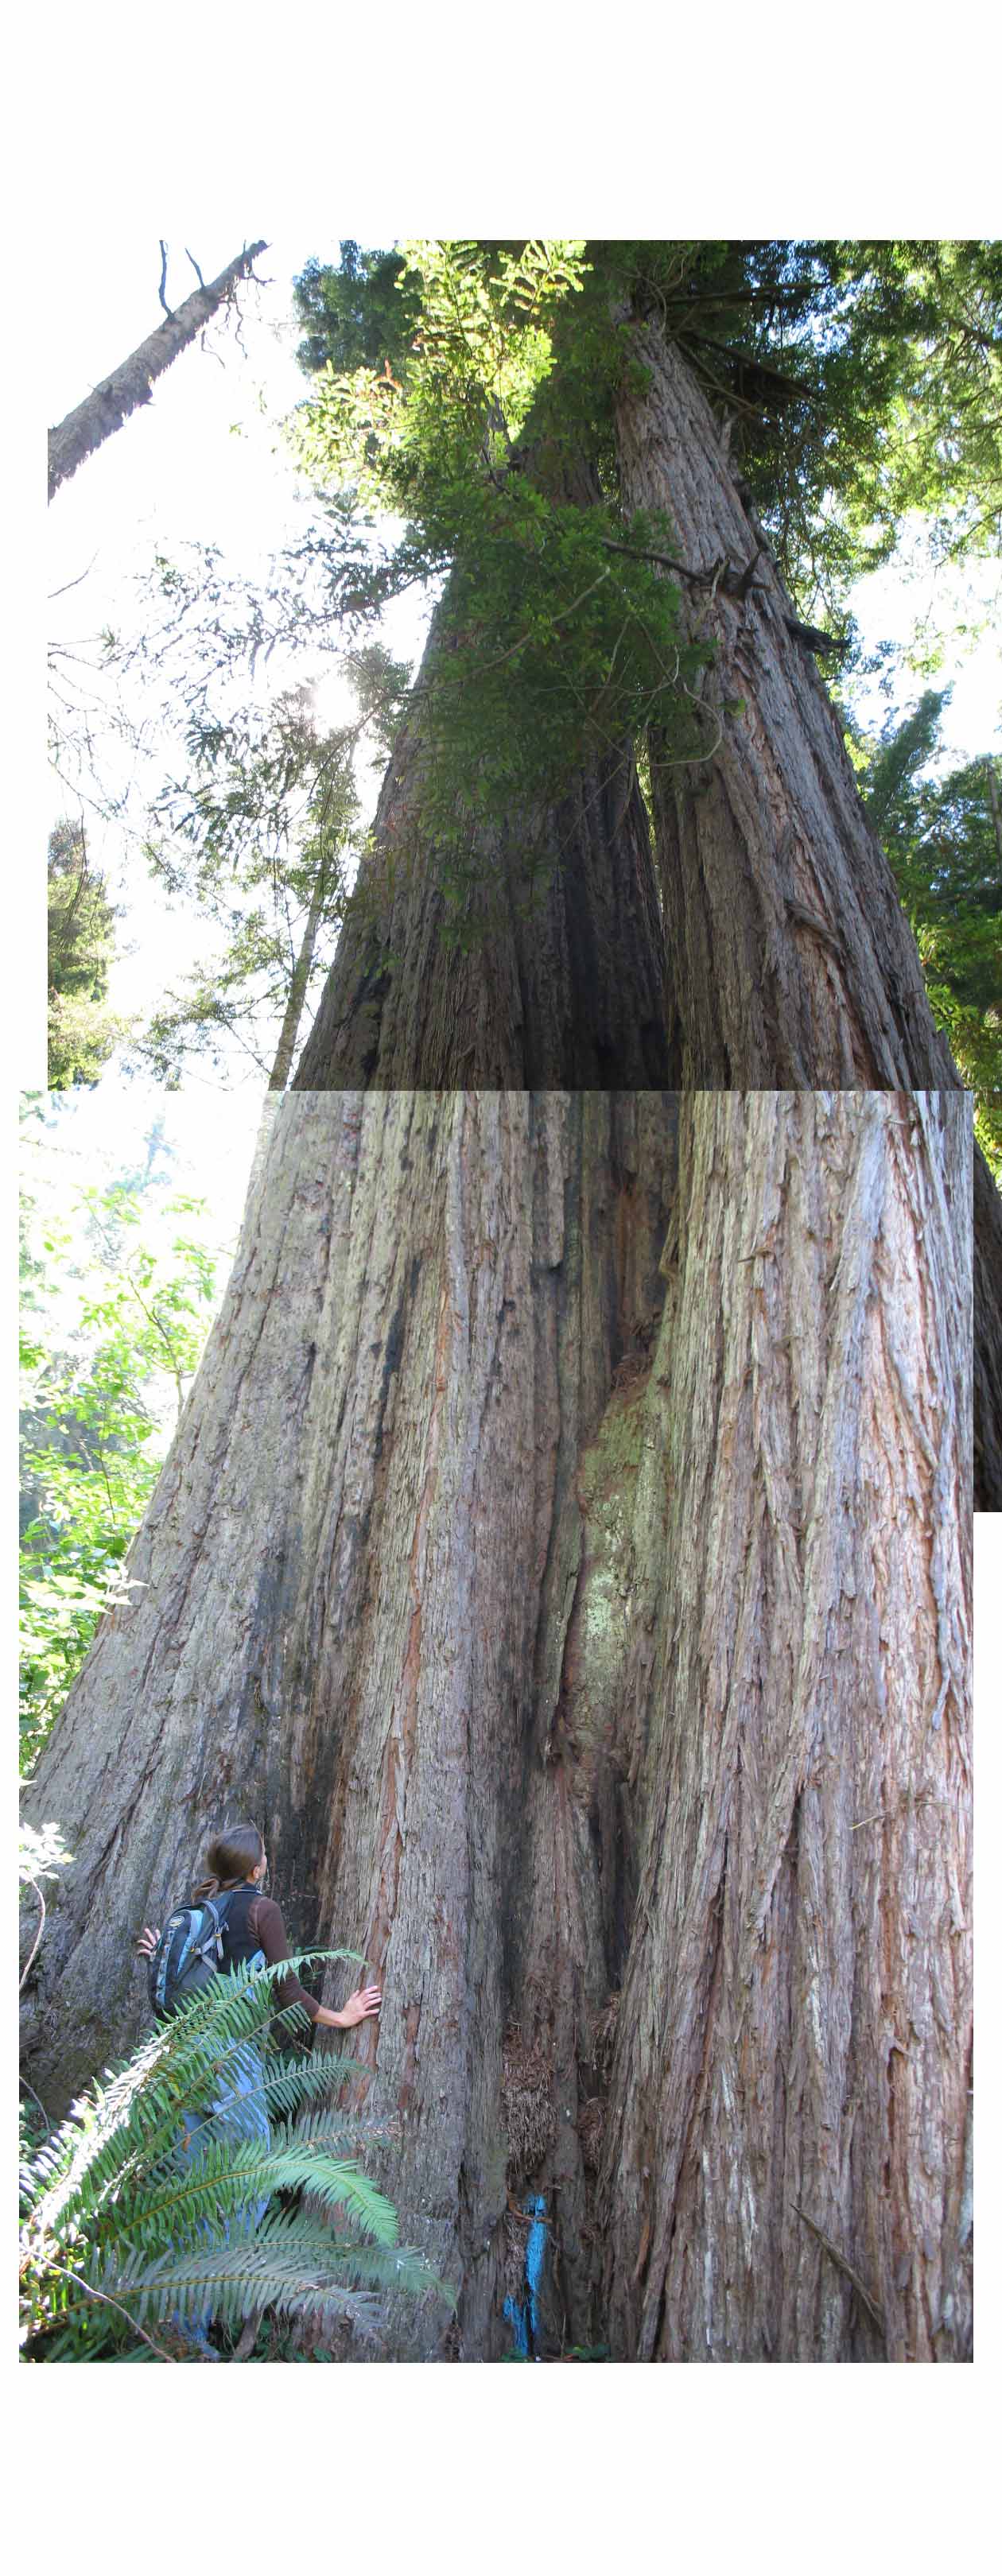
[244,1893,322,2023]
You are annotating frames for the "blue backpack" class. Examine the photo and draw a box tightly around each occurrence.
[147,1891,239,2023]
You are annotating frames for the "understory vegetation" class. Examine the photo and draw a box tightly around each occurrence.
[19,1145,223,1774]
[20,1954,452,2362]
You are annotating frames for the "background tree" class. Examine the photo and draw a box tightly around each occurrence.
[21,1088,972,2363]
[19,1175,221,1775]
[135,688,361,1088]
[47,821,129,1088]
[860,696,1002,1171]
[49,240,268,500]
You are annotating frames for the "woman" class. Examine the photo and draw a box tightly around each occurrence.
[137,1821,381,2035]
[137,1822,380,2356]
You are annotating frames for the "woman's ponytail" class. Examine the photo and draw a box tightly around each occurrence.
[192,1821,264,1902]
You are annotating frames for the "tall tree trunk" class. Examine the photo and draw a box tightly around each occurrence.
[296,449,673,1094]
[21,1089,971,2361]
[615,324,960,1092]
[48,242,267,500]
[614,320,1001,1503]
[295,676,670,1090]
[601,1090,973,2363]
[268,864,328,1089]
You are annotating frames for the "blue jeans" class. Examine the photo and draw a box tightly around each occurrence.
[173,2039,270,2349]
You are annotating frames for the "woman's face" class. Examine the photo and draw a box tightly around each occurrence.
[256,1845,268,1883]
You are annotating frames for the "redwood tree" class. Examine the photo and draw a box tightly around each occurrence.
[288,241,1001,1500]
[21,1088,972,2362]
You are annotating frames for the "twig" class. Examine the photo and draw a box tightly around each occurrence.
[230,2308,262,2361]
[185,248,206,291]
[784,617,849,658]
[19,2077,52,2140]
[790,2201,885,2337]
[60,2267,180,2361]
[48,553,100,601]
[19,1879,46,1992]
[158,241,170,317]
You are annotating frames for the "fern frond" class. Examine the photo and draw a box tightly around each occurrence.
[81,2209,436,2331]
[76,2129,401,2261]
[20,1949,448,2361]
[320,2237,456,2306]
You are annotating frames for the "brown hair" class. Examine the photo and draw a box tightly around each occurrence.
[192,1822,264,1902]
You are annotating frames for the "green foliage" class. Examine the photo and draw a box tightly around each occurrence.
[19,1821,74,1888]
[293,235,1001,654]
[860,696,1002,1173]
[48,820,130,1087]
[621,238,1002,634]
[294,239,419,380]
[20,1957,453,2361]
[19,1183,219,1771]
[133,660,411,1083]
[291,242,714,880]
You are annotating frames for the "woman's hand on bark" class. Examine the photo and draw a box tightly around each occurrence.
[136,1924,161,1957]
[333,1984,382,2027]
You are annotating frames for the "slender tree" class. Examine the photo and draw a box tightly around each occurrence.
[47,821,127,1087]
[48,241,267,500]
[21,1088,972,2361]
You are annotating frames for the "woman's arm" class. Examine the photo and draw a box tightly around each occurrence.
[314,1987,383,2030]
[250,1895,381,2029]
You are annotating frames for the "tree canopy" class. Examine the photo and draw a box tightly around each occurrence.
[285,238,1002,937]
[48,822,128,1088]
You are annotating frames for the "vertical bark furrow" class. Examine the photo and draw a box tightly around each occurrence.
[295,716,674,1091]
[21,1092,970,2359]
[615,325,961,1097]
[602,1092,973,2363]
[22,1090,681,2359]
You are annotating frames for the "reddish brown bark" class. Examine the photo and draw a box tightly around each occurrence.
[613,320,1000,1502]
[601,1092,973,2363]
[295,616,671,1090]
[21,1090,971,2361]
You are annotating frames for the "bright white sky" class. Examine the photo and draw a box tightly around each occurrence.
[10,17,1002,2484]
[44,230,1002,1066]
[33,219,1002,1193]
[45,233,432,1072]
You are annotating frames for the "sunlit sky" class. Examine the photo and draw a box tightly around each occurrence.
[44,232,432,1074]
[10,19,1002,2478]
[37,220,1002,1107]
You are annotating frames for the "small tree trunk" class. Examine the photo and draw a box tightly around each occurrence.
[601,1091,973,2363]
[267,866,328,1090]
[48,242,267,499]
[987,758,1002,874]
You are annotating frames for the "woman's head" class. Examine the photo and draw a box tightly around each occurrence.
[192,1822,266,1899]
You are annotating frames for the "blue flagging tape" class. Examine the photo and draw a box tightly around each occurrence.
[504,2194,548,2356]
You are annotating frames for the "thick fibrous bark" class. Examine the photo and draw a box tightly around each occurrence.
[295,677,671,1089]
[602,1092,973,2363]
[48,242,267,500]
[616,323,1001,1503]
[21,1092,676,2356]
[616,327,961,1092]
[21,1090,971,2361]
